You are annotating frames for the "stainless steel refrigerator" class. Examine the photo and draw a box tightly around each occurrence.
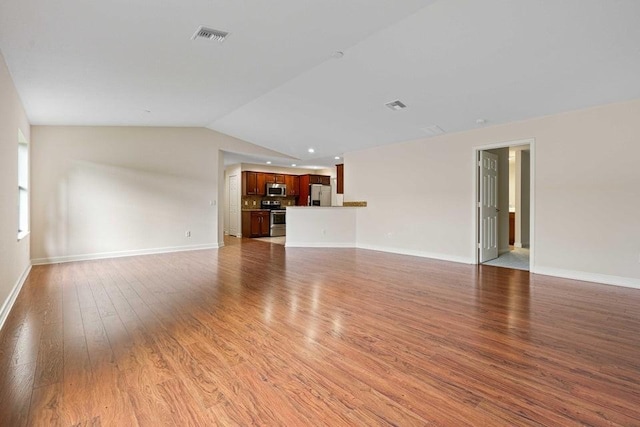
[310,184,331,206]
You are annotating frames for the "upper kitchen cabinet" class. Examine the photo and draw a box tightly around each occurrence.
[285,174,300,196]
[262,173,275,184]
[242,171,266,196]
[308,174,330,185]
[263,173,286,184]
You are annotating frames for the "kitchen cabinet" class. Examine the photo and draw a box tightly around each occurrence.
[242,210,270,237]
[509,212,515,245]
[242,171,258,195]
[242,171,266,196]
[285,174,300,196]
[308,174,330,185]
[336,164,344,194]
[263,173,285,184]
[263,173,275,183]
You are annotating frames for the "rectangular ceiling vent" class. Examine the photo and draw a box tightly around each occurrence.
[420,125,446,136]
[192,26,229,42]
[385,100,407,111]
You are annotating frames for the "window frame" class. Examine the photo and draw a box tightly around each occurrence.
[17,129,29,241]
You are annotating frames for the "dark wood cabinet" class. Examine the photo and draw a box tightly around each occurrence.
[242,210,270,237]
[243,171,327,202]
[264,173,285,184]
[307,174,330,185]
[243,171,292,196]
[242,171,266,196]
[263,173,275,183]
[285,174,300,196]
[242,171,259,195]
[509,212,515,245]
[336,164,344,194]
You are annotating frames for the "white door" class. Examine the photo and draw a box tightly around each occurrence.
[229,175,239,236]
[479,151,499,262]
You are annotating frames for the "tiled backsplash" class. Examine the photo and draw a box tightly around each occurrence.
[241,196,297,208]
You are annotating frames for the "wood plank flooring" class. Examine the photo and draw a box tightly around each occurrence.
[1,237,639,426]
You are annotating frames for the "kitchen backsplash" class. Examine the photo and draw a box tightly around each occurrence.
[241,195,297,208]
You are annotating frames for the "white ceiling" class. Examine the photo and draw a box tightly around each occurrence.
[2,0,640,167]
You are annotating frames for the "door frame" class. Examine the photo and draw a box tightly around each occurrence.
[472,138,535,270]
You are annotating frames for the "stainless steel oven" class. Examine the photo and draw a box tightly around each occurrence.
[270,210,286,237]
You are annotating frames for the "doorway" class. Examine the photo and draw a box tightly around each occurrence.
[474,139,534,271]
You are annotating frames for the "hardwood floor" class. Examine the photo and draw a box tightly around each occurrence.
[1,237,639,426]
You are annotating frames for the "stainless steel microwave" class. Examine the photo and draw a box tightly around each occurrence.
[266,183,286,197]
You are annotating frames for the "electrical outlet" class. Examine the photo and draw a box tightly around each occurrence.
[253,200,257,206]
[185,231,191,237]
[244,201,248,205]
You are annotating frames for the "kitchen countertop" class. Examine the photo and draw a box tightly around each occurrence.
[241,209,270,212]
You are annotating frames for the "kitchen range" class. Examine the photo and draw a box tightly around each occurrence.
[261,199,286,237]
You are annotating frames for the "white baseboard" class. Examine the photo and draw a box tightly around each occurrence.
[285,242,355,248]
[0,264,31,332]
[533,266,640,290]
[31,243,221,265]
[356,243,474,265]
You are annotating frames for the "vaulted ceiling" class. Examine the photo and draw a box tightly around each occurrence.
[2,0,639,167]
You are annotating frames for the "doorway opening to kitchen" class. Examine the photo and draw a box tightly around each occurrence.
[474,139,534,271]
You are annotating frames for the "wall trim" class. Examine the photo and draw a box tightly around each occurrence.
[533,266,640,290]
[356,243,474,265]
[31,243,221,265]
[0,264,32,332]
[285,242,356,248]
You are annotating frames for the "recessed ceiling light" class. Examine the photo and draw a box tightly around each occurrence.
[334,156,340,160]
[385,100,407,111]
[291,164,297,167]
[476,118,487,125]
[331,51,344,59]
[266,161,272,164]
[308,148,315,153]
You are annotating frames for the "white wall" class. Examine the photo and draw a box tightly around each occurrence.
[30,126,281,263]
[346,99,640,287]
[286,207,357,247]
[0,52,31,328]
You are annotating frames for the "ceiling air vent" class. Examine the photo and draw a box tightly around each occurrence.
[192,26,229,42]
[385,100,407,111]
[420,125,446,136]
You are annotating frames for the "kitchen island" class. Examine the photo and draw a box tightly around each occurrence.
[285,206,360,248]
